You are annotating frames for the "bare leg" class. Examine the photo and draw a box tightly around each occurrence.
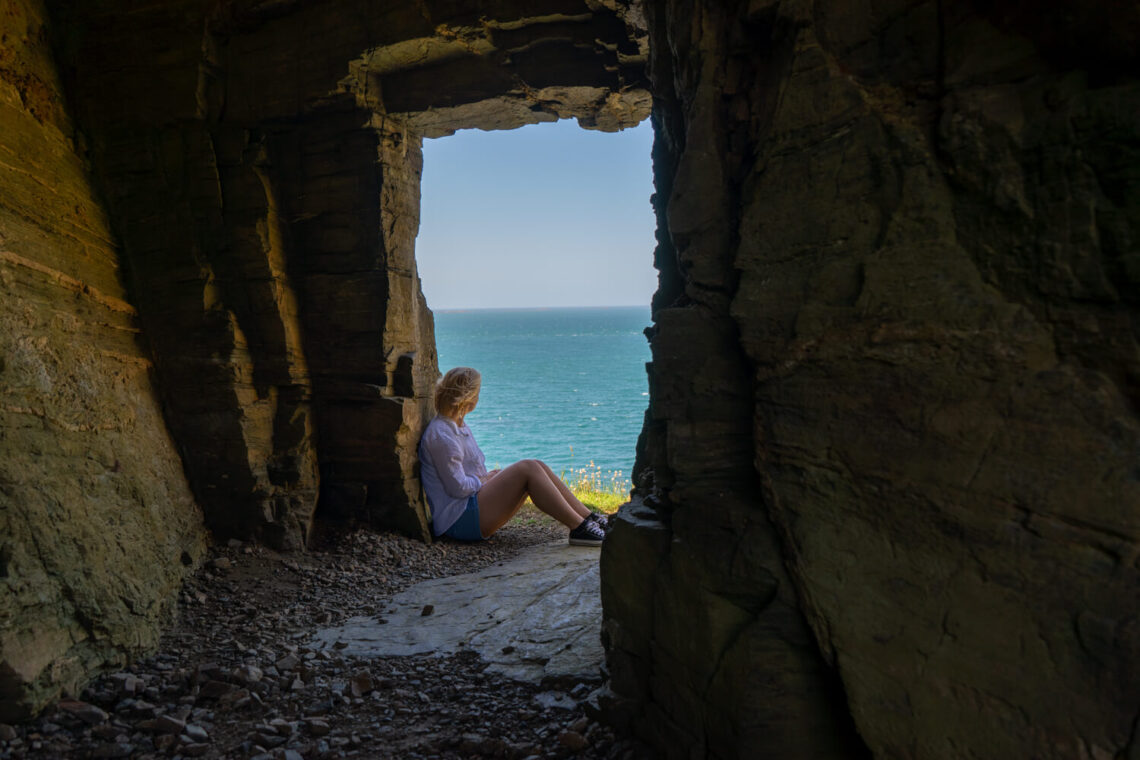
[535,460,591,519]
[477,459,585,536]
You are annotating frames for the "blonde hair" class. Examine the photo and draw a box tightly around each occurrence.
[434,366,481,419]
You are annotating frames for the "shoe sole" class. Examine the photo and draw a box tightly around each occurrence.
[568,537,604,547]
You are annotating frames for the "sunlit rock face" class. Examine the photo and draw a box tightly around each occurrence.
[0,0,206,721]
[603,0,1140,758]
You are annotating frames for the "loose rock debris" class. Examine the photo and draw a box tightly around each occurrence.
[0,524,650,759]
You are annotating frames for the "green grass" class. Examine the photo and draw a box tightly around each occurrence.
[507,462,630,528]
[562,462,629,514]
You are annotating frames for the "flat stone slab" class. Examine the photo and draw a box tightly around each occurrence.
[311,540,603,683]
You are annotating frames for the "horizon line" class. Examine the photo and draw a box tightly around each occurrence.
[432,304,649,313]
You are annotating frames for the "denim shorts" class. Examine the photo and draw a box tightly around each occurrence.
[442,495,485,541]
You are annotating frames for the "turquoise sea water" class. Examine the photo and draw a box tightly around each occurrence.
[433,306,651,489]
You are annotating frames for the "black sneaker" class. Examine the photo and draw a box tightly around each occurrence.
[569,517,606,546]
[586,512,610,532]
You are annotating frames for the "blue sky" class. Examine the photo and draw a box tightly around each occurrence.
[415,118,657,310]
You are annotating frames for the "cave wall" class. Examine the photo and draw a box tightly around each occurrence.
[0,0,206,720]
[602,0,1140,758]
[50,1,412,547]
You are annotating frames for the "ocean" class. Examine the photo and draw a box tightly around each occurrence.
[432,306,651,490]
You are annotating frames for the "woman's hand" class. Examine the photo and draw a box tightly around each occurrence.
[481,469,501,483]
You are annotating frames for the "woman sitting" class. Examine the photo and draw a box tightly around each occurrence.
[418,366,607,545]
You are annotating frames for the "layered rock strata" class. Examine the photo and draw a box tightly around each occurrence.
[0,0,205,720]
[602,0,1140,758]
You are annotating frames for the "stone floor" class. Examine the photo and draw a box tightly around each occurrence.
[312,541,604,684]
[0,526,652,759]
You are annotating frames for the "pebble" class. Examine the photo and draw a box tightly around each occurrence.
[92,741,133,758]
[350,672,374,697]
[0,524,651,759]
[268,717,292,735]
[155,734,179,752]
[57,700,109,725]
[305,718,331,736]
[560,729,590,751]
[157,714,187,734]
[235,664,264,683]
[198,679,234,698]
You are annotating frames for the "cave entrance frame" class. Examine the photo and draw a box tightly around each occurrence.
[304,9,656,541]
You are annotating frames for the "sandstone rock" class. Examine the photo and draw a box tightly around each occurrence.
[0,0,205,719]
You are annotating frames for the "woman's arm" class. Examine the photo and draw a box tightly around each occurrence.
[425,430,483,498]
[468,427,489,480]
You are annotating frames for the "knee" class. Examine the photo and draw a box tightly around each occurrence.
[518,459,542,478]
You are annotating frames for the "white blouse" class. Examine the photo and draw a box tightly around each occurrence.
[418,415,488,535]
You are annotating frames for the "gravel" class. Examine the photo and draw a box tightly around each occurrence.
[0,521,650,759]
